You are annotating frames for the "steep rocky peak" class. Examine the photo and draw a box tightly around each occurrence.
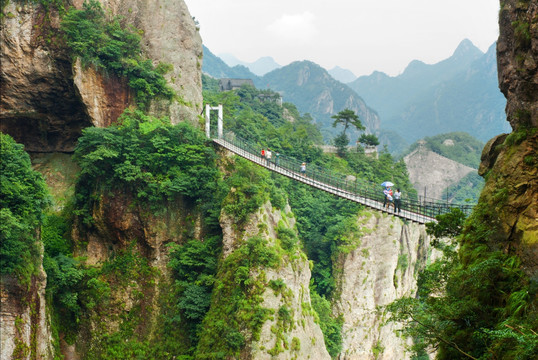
[451,38,483,61]
[401,59,427,77]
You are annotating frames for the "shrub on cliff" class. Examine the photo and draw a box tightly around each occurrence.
[73,110,218,222]
[0,133,50,278]
[61,0,175,108]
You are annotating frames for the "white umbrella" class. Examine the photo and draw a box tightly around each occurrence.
[381,181,394,187]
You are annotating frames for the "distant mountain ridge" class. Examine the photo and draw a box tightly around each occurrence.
[348,40,509,142]
[203,46,258,79]
[328,66,357,83]
[218,52,281,76]
[349,39,483,121]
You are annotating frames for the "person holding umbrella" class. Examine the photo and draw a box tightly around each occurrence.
[381,181,394,211]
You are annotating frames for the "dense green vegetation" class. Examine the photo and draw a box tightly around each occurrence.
[61,0,175,108]
[73,109,218,222]
[41,110,224,358]
[167,236,221,350]
[195,234,279,358]
[389,203,537,359]
[0,133,50,280]
[311,292,344,357]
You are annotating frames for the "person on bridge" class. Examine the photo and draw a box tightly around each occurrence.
[261,148,266,162]
[394,188,402,213]
[384,187,394,211]
[300,162,306,175]
[266,148,272,165]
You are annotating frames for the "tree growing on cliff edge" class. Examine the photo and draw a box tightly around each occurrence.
[331,109,365,136]
[358,133,380,147]
[331,109,365,156]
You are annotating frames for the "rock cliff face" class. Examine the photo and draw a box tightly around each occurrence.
[87,0,204,124]
[333,211,435,360]
[70,191,205,358]
[497,0,538,130]
[0,265,54,360]
[479,0,538,279]
[404,146,476,199]
[215,200,330,359]
[0,1,203,359]
[0,2,92,152]
[0,0,202,152]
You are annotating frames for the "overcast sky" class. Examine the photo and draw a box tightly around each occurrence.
[184,0,500,77]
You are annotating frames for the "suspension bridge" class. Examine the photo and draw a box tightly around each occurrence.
[206,105,475,225]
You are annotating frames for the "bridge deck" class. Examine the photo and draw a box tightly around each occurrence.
[213,138,437,224]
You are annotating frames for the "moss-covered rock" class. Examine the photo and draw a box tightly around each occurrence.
[473,130,538,278]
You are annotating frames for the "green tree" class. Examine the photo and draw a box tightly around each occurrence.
[168,236,220,343]
[331,109,365,136]
[425,207,466,241]
[358,133,380,147]
[331,109,365,156]
[73,109,220,228]
[0,133,50,278]
[333,132,350,157]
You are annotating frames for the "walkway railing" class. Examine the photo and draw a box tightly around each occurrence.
[212,131,475,224]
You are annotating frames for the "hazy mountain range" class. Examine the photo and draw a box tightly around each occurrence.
[218,54,358,83]
[328,66,357,83]
[348,40,509,143]
[202,39,509,152]
[218,53,281,76]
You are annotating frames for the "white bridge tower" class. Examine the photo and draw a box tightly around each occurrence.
[205,104,223,139]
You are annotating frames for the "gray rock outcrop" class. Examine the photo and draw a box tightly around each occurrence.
[91,0,203,124]
[497,0,538,130]
[1,261,54,360]
[334,210,436,360]
[0,2,92,152]
[218,201,331,359]
[404,146,476,200]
